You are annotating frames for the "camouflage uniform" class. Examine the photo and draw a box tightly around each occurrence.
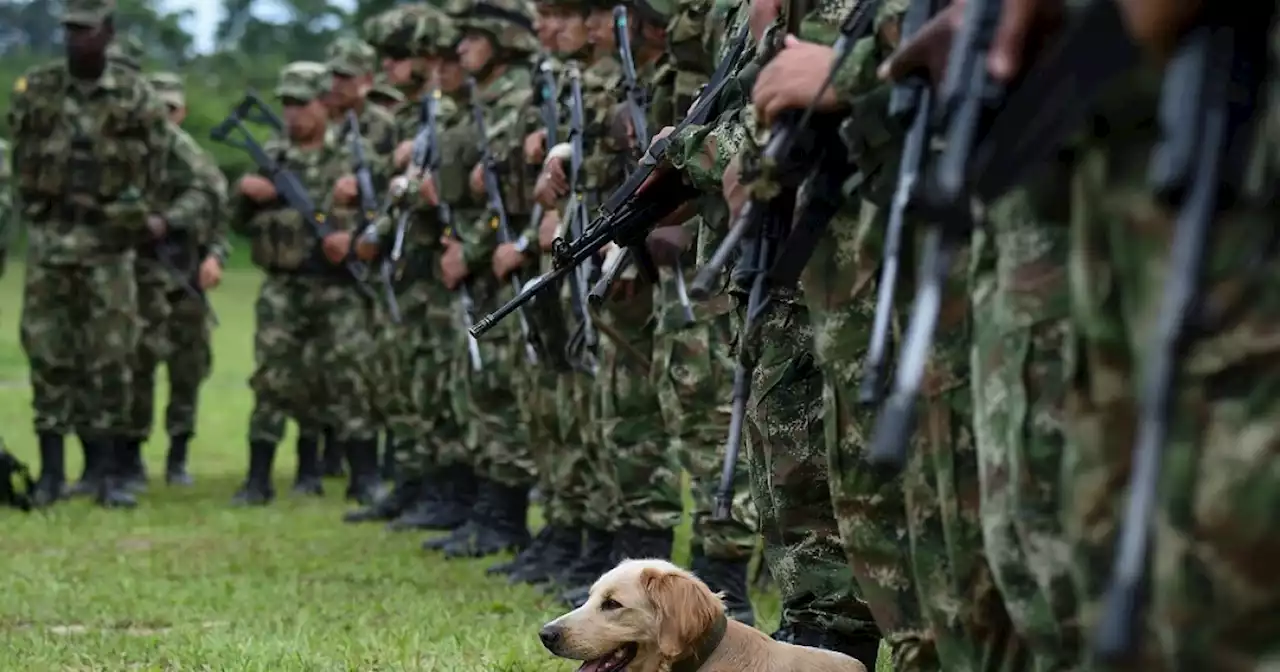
[8,0,188,509]
[121,73,228,491]
[368,74,407,110]
[423,0,540,559]
[228,62,388,506]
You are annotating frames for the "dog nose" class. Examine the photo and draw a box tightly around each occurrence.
[539,624,562,650]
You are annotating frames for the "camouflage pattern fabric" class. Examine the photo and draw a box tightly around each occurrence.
[164,288,213,438]
[0,138,12,272]
[9,55,179,437]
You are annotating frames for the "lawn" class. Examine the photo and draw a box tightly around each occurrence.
[0,262,786,670]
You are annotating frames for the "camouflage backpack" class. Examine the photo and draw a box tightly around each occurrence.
[0,443,35,512]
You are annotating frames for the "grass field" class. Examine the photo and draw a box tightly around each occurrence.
[0,263,788,670]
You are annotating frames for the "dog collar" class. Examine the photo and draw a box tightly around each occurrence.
[670,613,728,672]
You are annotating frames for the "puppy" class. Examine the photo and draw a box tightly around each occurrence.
[539,558,867,672]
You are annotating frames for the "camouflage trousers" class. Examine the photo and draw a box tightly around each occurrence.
[461,283,533,487]
[125,261,175,441]
[742,298,879,643]
[163,285,213,438]
[523,364,592,528]
[583,290,683,534]
[1063,99,1280,669]
[653,295,757,561]
[22,254,139,437]
[973,184,1079,671]
[247,273,381,445]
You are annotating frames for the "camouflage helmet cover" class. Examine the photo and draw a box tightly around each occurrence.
[326,36,379,77]
[275,61,332,103]
[147,71,186,108]
[454,0,539,56]
[365,5,460,57]
[62,0,115,27]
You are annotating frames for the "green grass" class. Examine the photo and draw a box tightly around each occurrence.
[0,263,785,670]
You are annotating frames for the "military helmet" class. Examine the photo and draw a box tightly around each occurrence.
[275,61,332,103]
[146,71,185,108]
[365,5,460,59]
[326,36,379,77]
[62,0,114,27]
[453,0,539,56]
[106,34,145,72]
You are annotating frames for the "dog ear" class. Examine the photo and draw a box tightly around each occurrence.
[641,567,723,660]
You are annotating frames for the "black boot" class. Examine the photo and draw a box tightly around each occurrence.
[772,623,881,669]
[422,472,489,553]
[545,526,614,597]
[385,472,443,531]
[691,548,756,626]
[488,524,550,576]
[67,435,101,497]
[344,438,381,505]
[320,427,344,477]
[379,432,397,482]
[344,475,421,523]
[120,439,148,493]
[396,464,475,531]
[231,440,276,506]
[32,432,65,507]
[508,525,583,585]
[165,433,193,486]
[94,438,137,509]
[444,480,531,559]
[291,434,324,496]
[563,526,673,608]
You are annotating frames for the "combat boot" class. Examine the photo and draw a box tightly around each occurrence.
[396,464,474,530]
[772,623,881,669]
[379,432,397,482]
[319,426,343,477]
[31,432,66,507]
[231,440,276,506]
[690,548,756,626]
[385,472,444,530]
[67,434,101,497]
[548,526,614,599]
[444,480,531,559]
[94,438,137,509]
[488,524,550,576]
[291,433,324,496]
[343,438,381,505]
[508,525,583,585]
[165,433,193,486]
[344,475,422,523]
[121,439,148,493]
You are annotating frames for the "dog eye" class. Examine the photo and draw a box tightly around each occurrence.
[600,598,623,611]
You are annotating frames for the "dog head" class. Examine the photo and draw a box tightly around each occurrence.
[539,558,727,672]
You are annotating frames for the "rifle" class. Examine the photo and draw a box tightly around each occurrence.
[154,238,220,327]
[465,76,541,365]
[1095,11,1268,659]
[211,94,378,304]
[469,22,753,339]
[522,58,560,285]
[345,110,402,324]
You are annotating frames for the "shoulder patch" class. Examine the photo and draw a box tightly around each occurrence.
[12,76,26,93]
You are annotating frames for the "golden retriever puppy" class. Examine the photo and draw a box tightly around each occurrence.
[539,558,867,672]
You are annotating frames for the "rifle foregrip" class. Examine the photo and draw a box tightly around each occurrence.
[868,393,915,473]
[712,495,732,521]
[857,364,884,406]
[1094,580,1139,660]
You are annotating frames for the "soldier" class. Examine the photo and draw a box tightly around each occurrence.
[228,61,386,506]
[148,72,230,488]
[8,0,190,509]
[368,74,407,110]
[432,0,541,559]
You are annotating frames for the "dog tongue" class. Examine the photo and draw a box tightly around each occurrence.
[577,659,607,672]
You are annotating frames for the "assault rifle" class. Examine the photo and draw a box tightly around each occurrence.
[469,21,753,339]
[345,110,402,324]
[154,237,220,327]
[465,76,541,365]
[210,94,378,304]
[559,63,600,373]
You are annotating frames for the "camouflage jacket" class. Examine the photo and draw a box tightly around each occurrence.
[147,122,230,280]
[8,61,182,264]
[229,135,383,274]
[341,102,400,159]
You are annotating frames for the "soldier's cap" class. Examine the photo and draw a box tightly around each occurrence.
[455,0,539,54]
[327,36,379,77]
[275,61,333,103]
[62,0,115,27]
[147,71,185,108]
[106,34,145,71]
[369,76,407,105]
[459,0,536,33]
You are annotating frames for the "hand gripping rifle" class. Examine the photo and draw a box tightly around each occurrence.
[559,62,601,373]
[345,110,402,324]
[522,58,560,285]
[1095,9,1270,660]
[465,76,541,365]
[469,21,753,340]
[211,95,377,304]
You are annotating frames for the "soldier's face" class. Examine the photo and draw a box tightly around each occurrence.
[439,60,466,93]
[64,22,112,63]
[458,32,495,74]
[585,9,616,53]
[556,11,589,55]
[330,73,362,108]
[383,57,417,86]
[167,105,187,125]
[283,99,327,139]
[535,7,559,50]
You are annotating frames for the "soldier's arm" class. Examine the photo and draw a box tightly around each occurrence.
[667,111,747,194]
[461,100,524,269]
[160,125,222,235]
[196,145,232,265]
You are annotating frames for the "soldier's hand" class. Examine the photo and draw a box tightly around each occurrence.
[722,154,748,222]
[637,126,676,194]
[322,231,353,265]
[539,208,561,251]
[239,175,278,203]
[646,227,690,268]
[394,139,415,169]
[146,214,169,239]
[534,157,569,207]
[524,129,548,165]
[491,242,525,280]
[198,256,223,290]
[333,175,359,205]
[754,37,842,124]
[469,163,486,197]
[419,174,440,206]
[749,0,783,40]
[439,236,468,289]
[355,234,381,262]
